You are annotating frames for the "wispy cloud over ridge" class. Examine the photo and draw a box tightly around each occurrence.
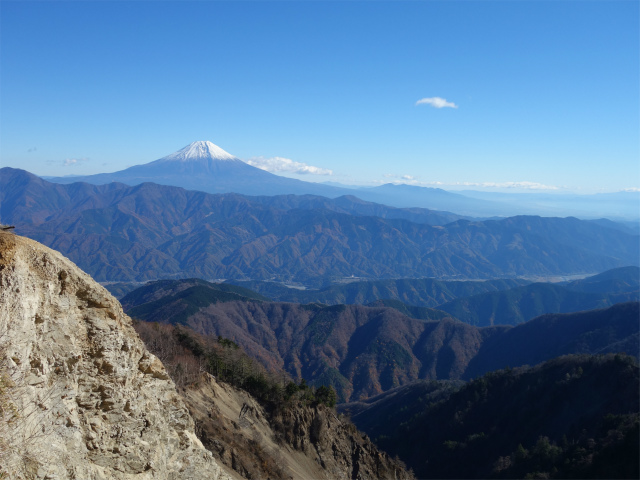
[382,175,561,190]
[245,156,333,175]
[416,97,458,109]
[458,181,560,190]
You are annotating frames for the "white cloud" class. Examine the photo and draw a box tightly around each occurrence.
[416,97,458,109]
[381,175,560,190]
[384,173,419,182]
[454,181,559,190]
[245,156,333,175]
[62,157,89,167]
[622,187,640,192]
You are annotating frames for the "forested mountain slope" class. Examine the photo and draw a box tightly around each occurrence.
[228,267,638,322]
[2,168,638,284]
[463,301,640,378]
[121,279,639,402]
[343,354,639,479]
[565,265,640,294]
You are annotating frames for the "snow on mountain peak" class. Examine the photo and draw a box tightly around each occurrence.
[160,141,237,162]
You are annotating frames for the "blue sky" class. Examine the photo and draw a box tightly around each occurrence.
[1,0,638,193]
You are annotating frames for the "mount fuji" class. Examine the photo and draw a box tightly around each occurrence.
[46,141,353,197]
[44,141,550,217]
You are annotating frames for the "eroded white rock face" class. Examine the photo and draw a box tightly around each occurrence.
[0,233,233,479]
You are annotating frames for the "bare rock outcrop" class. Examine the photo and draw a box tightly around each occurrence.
[183,374,414,480]
[0,232,232,479]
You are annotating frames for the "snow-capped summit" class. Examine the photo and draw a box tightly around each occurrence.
[44,140,351,197]
[159,141,237,162]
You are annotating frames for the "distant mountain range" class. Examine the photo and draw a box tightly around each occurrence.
[41,140,502,216]
[458,189,640,223]
[120,276,639,401]
[42,140,640,220]
[2,168,638,284]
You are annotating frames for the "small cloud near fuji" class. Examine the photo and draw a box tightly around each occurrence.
[245,156,333,175]
[383,173,420,184]
[416,97,458,109]
[62,157,89,167]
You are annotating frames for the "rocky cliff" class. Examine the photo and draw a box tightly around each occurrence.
[0,232,232,479]
[183,373,413,480]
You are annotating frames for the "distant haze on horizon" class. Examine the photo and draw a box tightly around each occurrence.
[1,1,638,194]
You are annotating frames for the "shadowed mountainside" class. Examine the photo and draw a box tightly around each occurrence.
[342,354,639,479]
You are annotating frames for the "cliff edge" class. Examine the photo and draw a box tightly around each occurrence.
[0,232,232,479]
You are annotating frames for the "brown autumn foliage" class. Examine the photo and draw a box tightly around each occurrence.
[133,320,412,480]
